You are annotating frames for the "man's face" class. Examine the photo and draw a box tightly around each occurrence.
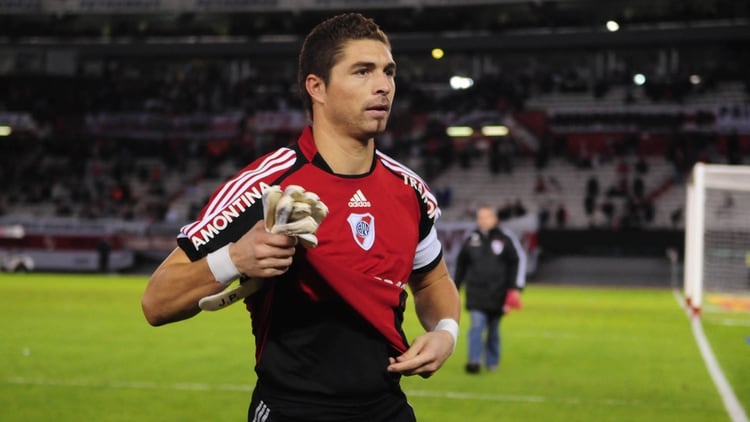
[476,207,498,232]
[320,39,396,140]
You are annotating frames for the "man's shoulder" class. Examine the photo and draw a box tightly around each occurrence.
[224,145,308,190]
[240,146,300,174]
[375,150,440,220]
[375,150,422,182]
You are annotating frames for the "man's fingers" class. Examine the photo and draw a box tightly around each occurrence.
[387,354,431,376]
[252,255,294,277]
[387,340,428,373]
[386,332,453,377]
[263,231,299,248]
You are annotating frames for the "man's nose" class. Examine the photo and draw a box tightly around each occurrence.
[373,72,393,95]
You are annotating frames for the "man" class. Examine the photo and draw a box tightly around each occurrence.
[141,13,460,422]
[454,204,526,374]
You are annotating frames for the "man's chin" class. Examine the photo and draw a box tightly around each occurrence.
[357,122,388,140]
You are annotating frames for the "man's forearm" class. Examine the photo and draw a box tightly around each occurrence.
[411,259,460,331]
[142,248,224,326]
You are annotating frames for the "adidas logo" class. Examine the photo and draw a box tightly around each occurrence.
[348,189,371,208]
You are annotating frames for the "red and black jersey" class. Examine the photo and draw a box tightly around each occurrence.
[176,126,442,419]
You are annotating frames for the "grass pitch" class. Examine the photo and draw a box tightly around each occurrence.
[0,273,747,421]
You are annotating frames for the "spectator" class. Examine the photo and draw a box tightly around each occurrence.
[513,198,527,217]
[727,130,741,165]
[555,203,568,227]
[547,175,562,193]
[534,174,547,194]
[633,176,645,199]
[586,175,600,198]
[497,200,514,220]
[538,205,551,228]
[601,199,616,226]
[635,155,649,174]
[584,195,596,219]
[671,207,683,228]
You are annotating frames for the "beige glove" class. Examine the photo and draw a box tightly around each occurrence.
[198,184,328,311]
[265,185,329,247]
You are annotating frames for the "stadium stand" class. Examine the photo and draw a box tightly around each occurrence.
[0,1,748,273]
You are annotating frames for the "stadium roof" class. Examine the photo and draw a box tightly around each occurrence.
[0,0,747,58]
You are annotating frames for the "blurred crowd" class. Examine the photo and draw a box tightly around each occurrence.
[0,56,748,227]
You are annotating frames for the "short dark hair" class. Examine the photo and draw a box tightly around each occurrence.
[297,13,391,119]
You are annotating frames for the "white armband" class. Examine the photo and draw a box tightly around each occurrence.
[434,318,459,354]
[206,243,240,286]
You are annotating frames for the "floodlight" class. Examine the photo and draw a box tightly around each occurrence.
[481,125,509,137]
[449,76,474,90]
[446,126,474,137]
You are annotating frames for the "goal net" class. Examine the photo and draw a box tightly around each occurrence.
[684,163,750,314]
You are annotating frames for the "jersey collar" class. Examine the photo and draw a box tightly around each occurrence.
[297,125,378,177]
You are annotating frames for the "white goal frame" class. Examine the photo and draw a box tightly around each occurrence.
[684,162,750,314]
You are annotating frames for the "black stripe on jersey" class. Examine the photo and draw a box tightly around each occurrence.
[411,248,443,274]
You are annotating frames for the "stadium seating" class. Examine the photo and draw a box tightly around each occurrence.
[0,61,747,228]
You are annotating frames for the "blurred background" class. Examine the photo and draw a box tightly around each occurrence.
[0,0,748,285]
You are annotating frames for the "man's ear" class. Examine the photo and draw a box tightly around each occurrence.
[305,74,326,106]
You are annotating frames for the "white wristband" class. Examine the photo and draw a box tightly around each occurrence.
[206,243,240,286]
[434,318,459,354]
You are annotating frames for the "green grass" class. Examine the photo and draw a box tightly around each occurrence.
[0,274,747,421]
[702,303,750,414]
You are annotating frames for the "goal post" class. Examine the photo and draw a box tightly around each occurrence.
[684,162,750,314]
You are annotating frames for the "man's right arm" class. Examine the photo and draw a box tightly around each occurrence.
[142,247,222,326]
[141,220,297,326]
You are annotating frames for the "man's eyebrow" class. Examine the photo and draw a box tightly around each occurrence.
[349,61,397,71]
[350,61,376,70]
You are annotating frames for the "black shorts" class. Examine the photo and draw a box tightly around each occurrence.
[247,387,417,422]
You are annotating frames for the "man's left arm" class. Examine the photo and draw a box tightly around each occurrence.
[387,257,460,378]
[504,228,527,291]
[502,228,527,310]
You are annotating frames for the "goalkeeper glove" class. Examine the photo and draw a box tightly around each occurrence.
[198,184,328,311]
[262,185,329,247]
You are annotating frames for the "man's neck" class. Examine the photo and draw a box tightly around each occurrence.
[312,123,375,175]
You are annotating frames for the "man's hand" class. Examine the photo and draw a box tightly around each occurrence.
[230,220,298,279]
[198,185,328,311]
[386,330,455,378]
[198,221,295,311]
[233,184,328,275]
[504,288,522,312]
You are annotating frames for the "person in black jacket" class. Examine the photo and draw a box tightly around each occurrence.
[455,204,526,374]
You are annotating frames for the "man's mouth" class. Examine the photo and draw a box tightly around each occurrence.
[365,103,390,117]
